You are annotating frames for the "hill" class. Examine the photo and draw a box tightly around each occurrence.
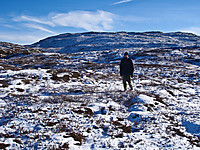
[0,32,200,149]
[0,42,41,58]
[29,31,200,53]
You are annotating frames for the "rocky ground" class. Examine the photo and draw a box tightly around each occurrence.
[0,41,200,149]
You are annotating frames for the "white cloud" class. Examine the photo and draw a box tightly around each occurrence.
[52,10,114,31]
[3,10,115,44]
[13,15,55,27]
[113,0,132,5]
[13,15,56,34]
[181,27,200,35]
[13,10,115,32]
[24,23,56,34]
[14,11,147,35]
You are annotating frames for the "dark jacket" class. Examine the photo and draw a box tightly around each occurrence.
[120,57,134,76]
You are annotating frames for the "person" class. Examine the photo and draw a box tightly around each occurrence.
[120,52,134,91]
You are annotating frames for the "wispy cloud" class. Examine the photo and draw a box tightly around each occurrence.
[24,23,56,34]
[13,10,115,32]
[52,10,114,31]
[0,10,115,44]
[13,15,55,27]
[113,0,133,5]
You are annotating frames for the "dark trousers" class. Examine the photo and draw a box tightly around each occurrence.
[122,75,133,90]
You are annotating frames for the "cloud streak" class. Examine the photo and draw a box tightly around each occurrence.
[13,10,115,32]
[113,0,132,5]
[52,10,114,31]
[13,15,55,27]
[24,23,56,34]
[1,10,115,44]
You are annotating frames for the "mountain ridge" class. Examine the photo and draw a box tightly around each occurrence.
[28,31,200,53]
[0,31,200,149]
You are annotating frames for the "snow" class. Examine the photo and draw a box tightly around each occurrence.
[137,94,155,104]
[0,34,200,149]
[29,32,200,54]
[0,99,6,107]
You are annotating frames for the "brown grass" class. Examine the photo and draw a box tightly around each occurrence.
[0,143,10,149]
[0,80,9,88]
[70,132,86,145]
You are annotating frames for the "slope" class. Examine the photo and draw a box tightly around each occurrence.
[29,31,200,53]
[0,39,200,149]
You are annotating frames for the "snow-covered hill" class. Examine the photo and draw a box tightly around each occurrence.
[0,32,200,149]
[29,31,200,53]
[0,42,41,58]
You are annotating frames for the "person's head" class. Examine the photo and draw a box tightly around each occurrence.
[124,52,129,58]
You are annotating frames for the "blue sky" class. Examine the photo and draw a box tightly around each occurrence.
[0,0,200,44]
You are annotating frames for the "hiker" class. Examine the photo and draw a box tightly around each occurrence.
[120,52,134,91]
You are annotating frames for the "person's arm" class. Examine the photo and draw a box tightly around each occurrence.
[120,60,123,76]
[130,59,134,77]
